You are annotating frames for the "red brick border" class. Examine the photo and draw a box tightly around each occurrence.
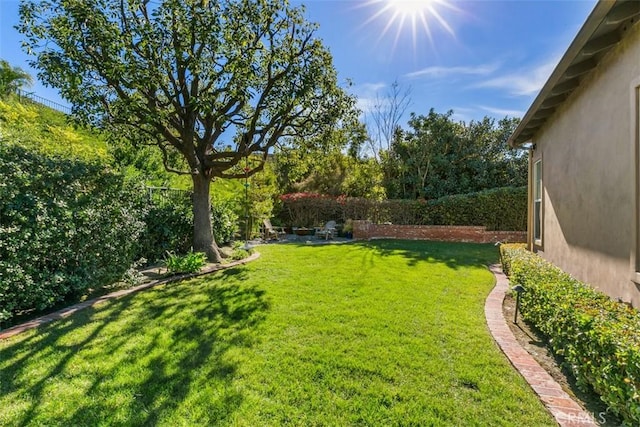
[0,252,261,341]
[485,264,599,427]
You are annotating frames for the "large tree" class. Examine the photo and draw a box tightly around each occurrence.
[19,0,354,261]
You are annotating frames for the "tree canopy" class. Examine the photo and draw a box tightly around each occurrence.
[382,109,526,199]
[19,0,355,260]
[0,59,33,97]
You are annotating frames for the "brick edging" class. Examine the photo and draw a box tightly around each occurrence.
[0,252,261,341]
[485,264,599,427]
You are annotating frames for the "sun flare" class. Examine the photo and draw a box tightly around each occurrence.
[389,0,436,16]
[361,0,458,53]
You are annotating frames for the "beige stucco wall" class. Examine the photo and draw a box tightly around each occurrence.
[531,20,640,305]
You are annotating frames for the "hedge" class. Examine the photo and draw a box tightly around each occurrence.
[0,143,240,325]
[0,144,146,324]
[500,244,640,424]
[136,197,193,264]
[278,186,526,231]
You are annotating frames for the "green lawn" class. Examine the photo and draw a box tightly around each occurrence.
[0,240,554,426]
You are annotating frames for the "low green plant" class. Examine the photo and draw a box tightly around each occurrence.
[119,258,148,287]
[228,241,253,261]
[500,244,640,424]
[164,251,207,274]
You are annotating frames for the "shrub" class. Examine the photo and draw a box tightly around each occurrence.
[279,193,340,227]
[211,198,238,245]
[137,194,192,263]
[137,192,238,263]
[500,244,640,424]
[229,241,253,261]
[278,186,526,231]
[164,251,207,274]
[0,144,146,324]
[427,186,526,230]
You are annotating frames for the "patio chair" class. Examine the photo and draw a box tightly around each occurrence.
[315,220,337,240]
[263,219,286,241]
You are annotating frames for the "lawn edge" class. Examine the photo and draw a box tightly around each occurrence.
[485,264,599,427]
[0,252,261,340]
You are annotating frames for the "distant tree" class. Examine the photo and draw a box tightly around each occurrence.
[384,109,526,199]
[341,157,386,199]
[458,116,525,191]
[366,80,412,161]
[19,0,354,261]
[383,109,461,199]
[272,119,379,197]
[0,59,33,97]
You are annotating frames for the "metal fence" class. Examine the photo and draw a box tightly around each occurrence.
[14,89,72,115]
[146,186,192,206]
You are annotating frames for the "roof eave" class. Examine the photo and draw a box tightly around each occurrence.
[508,0,635,148]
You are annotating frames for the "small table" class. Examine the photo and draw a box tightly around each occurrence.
[293,227,312,236]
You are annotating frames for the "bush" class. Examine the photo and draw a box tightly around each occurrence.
[211,198,238,245]
[164,251,207,274]
[136,192,238,263]
[278,186,526,231]
[279,193,340,227]
[137,199,193,264]
[229,241,253,261]
[0,144,146,324]
[500,244,640,424]
[427,186,526,230]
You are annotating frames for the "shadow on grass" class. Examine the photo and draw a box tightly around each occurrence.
[0,266,269,425]
[283,239,499,270]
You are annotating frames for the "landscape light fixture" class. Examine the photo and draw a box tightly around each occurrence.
[512,284,526,323]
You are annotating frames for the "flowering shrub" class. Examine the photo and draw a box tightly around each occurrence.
[500,244,640,424]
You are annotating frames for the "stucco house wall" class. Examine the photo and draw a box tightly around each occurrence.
[530,19,640,305]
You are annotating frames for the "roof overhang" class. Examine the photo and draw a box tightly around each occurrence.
[508,0,640,147]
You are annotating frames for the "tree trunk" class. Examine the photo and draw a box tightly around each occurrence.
[192,174,222,263]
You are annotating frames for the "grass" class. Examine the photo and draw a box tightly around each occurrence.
[0,240,555,426]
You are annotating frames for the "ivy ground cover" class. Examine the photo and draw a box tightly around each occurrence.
[0,241,554,426]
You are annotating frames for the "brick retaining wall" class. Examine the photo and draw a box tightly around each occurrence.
[353,220,526,244]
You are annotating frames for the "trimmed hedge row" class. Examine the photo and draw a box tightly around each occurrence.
[278,186,526,231]
[500,244,640,424]
[428,186,526,231]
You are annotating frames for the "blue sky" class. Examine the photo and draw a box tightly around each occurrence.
[0,0,597,123]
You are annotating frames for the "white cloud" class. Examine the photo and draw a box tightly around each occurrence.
[356,97,378,114]
[351,81,387,114]
[477,105,525,118]
[472,60,558,96]
[357,82,387,92]
[404,63,500,79]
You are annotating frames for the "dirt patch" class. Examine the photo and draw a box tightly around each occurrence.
[502,293,622,426]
